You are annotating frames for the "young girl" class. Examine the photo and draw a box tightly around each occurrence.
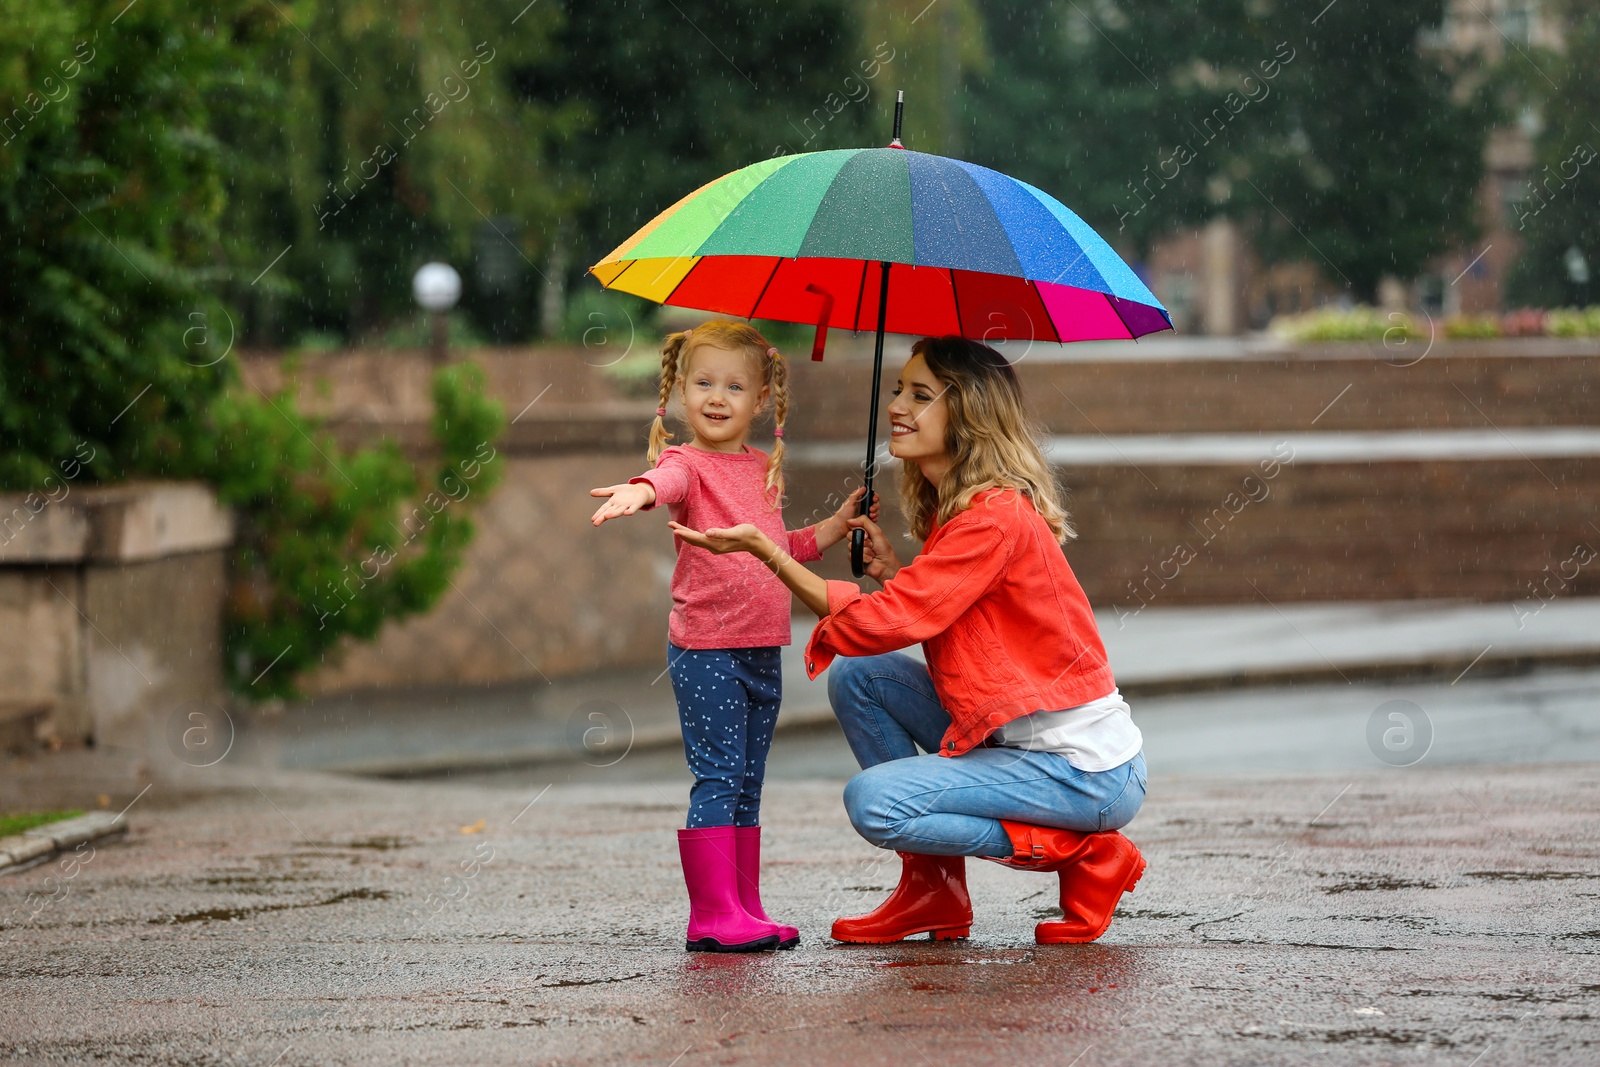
[589,320,872,953]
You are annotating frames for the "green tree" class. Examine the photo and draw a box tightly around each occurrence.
[855,0,988,157]
[223,0,582,346]
[1506,1,1600,307]
[968,0,1486,301]
[1,0,506,700]
[0,0,252,487]
[515,0,869,280]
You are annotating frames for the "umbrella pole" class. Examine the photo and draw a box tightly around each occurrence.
[852,259,893,579]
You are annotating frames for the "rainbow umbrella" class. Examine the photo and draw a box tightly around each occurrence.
[590,97,1171,574]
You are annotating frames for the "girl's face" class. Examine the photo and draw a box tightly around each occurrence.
[680,343,768,453]
[887,353,951,472]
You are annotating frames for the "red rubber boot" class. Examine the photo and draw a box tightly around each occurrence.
[678,828,783,952]
[732,827,799,950]
[995,822,1146,944]
[831,852,972,943]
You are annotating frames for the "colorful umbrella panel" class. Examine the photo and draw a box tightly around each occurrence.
[591,147,1172,343]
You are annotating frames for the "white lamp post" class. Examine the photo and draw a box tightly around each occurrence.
[412,262,462,364]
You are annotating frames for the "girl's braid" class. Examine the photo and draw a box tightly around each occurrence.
[648,330,690,464]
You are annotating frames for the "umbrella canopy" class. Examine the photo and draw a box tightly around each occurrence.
[589,146,1171,343]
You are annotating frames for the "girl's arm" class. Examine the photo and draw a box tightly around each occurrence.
[808,487,881,553]
[589,452,690,527]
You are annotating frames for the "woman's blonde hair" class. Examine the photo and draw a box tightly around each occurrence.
[898,336,1073,543]
[648,319,791,506]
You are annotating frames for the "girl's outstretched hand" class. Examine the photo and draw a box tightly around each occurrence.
[667,521,774,559]
[847,512,902,584]
[590,482,655,526]
[816,487,881,552]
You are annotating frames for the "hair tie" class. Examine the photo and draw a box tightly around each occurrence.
[655,407,667,417]
[682,327,692,338]
[766,347,778,358]
[772,427,784,438]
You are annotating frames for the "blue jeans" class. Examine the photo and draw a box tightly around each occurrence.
[829,652,1147,857]
[668,642,783,828]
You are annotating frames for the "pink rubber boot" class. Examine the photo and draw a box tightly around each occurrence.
[678,827,783,952]
[732,827,800,949]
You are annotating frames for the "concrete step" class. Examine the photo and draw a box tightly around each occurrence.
[0,699,50,756]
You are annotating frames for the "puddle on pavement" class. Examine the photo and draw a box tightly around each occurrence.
[200,873,323,892]
[1241,1025,1456,1048]
[297,836,415,851]
[1323,914,1435,929]
[1115,908,1196,920]
[871,952,1032,968]
[540,972,649,988]
[1322,877,1440,894]
[1465,869,1600,882]
[152,886,391,924]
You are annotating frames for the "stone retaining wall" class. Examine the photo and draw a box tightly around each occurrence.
[238,341,1600,697]
[0,483,233,751]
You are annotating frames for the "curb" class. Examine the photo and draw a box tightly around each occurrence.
[1117,648,1600,699]
[0,812,128,874]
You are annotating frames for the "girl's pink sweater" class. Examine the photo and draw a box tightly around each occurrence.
[631,444,820,650]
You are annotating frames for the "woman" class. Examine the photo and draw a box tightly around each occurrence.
[669,336,1147,945]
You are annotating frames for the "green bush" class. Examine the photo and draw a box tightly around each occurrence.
[1442,314,1501,339]
[1546,307,1600,337]
[1272,304,1600,341]
[1270,306,1421,342]
[205,363,503,699]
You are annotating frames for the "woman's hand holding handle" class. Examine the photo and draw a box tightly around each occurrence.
[818,487,880,552]
[847,513,901,584]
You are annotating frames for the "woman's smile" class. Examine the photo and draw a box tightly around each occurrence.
[885,354,950,480]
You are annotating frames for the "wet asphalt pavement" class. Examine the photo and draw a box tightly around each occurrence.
[3,735,1600,1064]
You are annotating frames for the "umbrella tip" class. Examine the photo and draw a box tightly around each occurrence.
[889,90,905,149]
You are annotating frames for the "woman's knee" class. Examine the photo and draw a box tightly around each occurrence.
[842,766,899,847]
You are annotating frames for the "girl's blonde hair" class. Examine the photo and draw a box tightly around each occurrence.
[648,320,791,506]
[898,335,1074,543]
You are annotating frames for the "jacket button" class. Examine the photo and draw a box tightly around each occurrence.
[947,741,955,750]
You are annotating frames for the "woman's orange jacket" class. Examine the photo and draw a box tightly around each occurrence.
[805,487,1115,757]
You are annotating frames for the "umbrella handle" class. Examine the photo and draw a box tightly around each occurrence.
[854,259,893,579]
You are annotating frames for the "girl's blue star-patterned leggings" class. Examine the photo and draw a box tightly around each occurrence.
[667,642,783,828]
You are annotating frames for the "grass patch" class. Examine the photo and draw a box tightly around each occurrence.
[0,810,83,838]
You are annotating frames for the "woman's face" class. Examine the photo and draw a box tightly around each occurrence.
[887,353,950,467]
